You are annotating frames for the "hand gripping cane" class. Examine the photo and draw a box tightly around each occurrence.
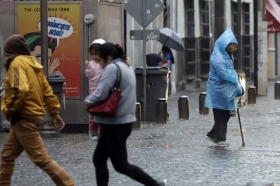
[237,108,245,146]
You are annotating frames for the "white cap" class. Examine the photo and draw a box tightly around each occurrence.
[91,38,106,45]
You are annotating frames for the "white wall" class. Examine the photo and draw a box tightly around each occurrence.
[125,13,142,68]
[125,0,185,93]
[125,1,164,68]
[257,12,268,96]
[225,0,232,29]
[167,0,185,88]
[177,0,185,38]
[249,2,254,35]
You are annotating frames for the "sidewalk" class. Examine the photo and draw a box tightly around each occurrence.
[1,82,280,186]
[180,79,259,94]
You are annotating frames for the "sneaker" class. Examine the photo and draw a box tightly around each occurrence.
[88,130,93,139]
[157,179,167,186]
[213,141,230,147]
[91,136,99,141]
[89,130,98,139]
[205,135,215,143]
[229,110,236,117]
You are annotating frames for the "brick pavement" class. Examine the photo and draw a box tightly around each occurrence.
[1,82,280,186]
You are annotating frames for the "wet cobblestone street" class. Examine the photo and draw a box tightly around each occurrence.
[1,83,280,186]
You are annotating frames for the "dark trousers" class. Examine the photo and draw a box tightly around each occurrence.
[93,123,158,186]
[207,108,230,142]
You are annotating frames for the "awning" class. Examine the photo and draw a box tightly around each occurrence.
[266,0,280,33]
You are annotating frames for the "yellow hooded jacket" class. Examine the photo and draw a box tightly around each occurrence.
[1,55,60,122]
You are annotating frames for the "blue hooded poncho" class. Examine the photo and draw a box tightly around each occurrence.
[205,28,243,111]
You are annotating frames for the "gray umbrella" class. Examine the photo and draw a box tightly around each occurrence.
[157,28,184,51]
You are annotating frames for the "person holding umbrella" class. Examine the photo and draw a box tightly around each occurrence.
[156,28,184,96]
[204,28,244,147]
[158,46,174,96]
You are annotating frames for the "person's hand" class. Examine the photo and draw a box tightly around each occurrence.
[238,79,245,96]
[85,60,89,66]
[49,58,61,74]
[126,58,131,66]
[52,116,65,131]
[5,110,18,123]
[239,82,245,96]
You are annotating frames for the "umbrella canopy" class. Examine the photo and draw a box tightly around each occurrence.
[157,28,184,51]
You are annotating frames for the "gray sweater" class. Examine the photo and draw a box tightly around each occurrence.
[84,58,136,124]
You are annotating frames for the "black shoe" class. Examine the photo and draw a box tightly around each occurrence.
[229,110,236,117]
[157,179,167,186]
[213,141,230,147]
[205,135,215,143]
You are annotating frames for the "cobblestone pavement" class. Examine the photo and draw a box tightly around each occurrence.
[1,82,280,186]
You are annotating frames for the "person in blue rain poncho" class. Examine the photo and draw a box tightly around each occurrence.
[204,28,244,147]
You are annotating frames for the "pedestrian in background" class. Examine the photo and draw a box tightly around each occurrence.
[204,28,244,147]
[85,42,167,186]
[0,34,75,185]
[85,38,105,140]
[158,46,174,96]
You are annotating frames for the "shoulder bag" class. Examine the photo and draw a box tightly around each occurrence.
[88,62,121,116]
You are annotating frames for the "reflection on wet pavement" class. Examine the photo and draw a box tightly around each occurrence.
[0,85,280,185]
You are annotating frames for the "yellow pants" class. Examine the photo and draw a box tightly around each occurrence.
[0,119,75,186]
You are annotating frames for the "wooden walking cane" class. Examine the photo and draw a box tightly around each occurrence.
[237,108,245,146]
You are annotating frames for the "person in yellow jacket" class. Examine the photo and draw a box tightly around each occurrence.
[0,34,75,186]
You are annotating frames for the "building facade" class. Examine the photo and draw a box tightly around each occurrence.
[0,0,125,130]
[0,0,278,128]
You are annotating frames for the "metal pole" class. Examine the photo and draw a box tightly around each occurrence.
[142,0,147,121]
[237,108,245,146]
[178,96,190,120]
[41,0,48,76]
[253,0,258,89]
[237,0,242,70]
[247,86,256,104]
[156,98,167,124]
[274,82,280,99]
[199,92,209,115]
[88,25,91,60]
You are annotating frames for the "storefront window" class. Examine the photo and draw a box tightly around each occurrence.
[185,0,194,37]
[200,0,209,37]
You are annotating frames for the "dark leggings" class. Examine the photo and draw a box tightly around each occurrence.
[207,108,230,142]
[93,123,158,186]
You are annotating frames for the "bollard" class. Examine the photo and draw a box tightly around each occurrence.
[199,92,209,115]
[247,86,256,104]
[156,98,167,124]
[246,180,276,186]
[133,102,141,129]
[178,96,190,120]
[275,81,280,99]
